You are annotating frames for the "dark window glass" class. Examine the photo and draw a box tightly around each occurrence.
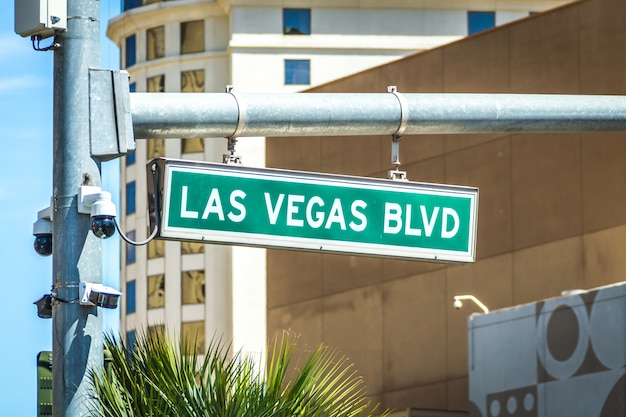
[468,11,495,35]
[285,59,310,85]
[283,8,311,34]
[126,330,136,349]
[125,35,136,68]
[123,0,142,12]
[125,151,136,166]
[126,280,136,314]
[126,231,136,264]
[126,181,136,215]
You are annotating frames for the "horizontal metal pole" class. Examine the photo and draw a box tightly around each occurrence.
[130,92,626,139]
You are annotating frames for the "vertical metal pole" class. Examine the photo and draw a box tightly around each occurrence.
[52,0,102,415]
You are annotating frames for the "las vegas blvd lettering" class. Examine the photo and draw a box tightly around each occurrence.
[178,186,461,240]
[159,162,478,262]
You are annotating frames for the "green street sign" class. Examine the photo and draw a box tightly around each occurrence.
[149,158,478,263]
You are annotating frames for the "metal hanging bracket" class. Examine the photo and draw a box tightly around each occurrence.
[223,85,245,164]
[387,86,409,181]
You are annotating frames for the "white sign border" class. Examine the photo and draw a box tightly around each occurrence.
[156,159,479,263]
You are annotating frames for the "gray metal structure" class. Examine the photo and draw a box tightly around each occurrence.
[130,92,626,139]
[468,282,626,417]
[52,0,103,415]
[22,0,626,414]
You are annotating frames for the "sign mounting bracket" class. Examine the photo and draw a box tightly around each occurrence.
[387,85,409,181]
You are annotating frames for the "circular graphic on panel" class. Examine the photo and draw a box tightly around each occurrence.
[547,305,580,361]
[536,296,589,380]
[590,288,626,369]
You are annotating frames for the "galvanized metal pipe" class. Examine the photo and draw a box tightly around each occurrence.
[53,0,103,415]
[131,92,626,139]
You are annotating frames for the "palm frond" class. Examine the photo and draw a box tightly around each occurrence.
[88,329,387,417]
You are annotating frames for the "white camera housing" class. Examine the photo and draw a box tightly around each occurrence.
[78,186,117,239]
[33,204,53,256]
[453,299,463,310]
[80,282,122,309]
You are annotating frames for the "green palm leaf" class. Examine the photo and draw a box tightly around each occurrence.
[88,329,387,417]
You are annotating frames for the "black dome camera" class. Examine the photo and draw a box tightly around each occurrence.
[33,213,53,257]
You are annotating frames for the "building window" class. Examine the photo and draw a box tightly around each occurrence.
[126,231,136,264]
[147,274,165,309]
[125,151,136,166]
[147,74,164,93]
[285,59,310,85]
[182,321,205,354]
[181,69,205,154]
[123,0,141,11]
[126,181,136,215]
[148,324,165,339]
[146,26,165,60]
[148,239,165,259]
[181,20,204,54]
[181,241,204,254]
[181,69,204,92]
[181,138,204,154]
[125,34,136,68]
[145,75,165,159]
[147,139,165,159]
[126,280,136,314]
[182,270,205,305]
[126,330,136,349]
[283,8,311,35]
[468,11,495,35]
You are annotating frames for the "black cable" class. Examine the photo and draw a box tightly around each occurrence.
[32,35,60,52]
[115,162,160,246]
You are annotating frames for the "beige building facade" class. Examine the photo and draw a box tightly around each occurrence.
[265,0,626,412]
[107,0,570,362]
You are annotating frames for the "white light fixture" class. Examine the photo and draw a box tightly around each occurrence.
[453,294,490,314]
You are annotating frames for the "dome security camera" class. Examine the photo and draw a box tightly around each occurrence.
[90,195,116,239]
[33,217,53,256]
[453,299,463,310]
[33,205,53,256]
[78,186,117,239]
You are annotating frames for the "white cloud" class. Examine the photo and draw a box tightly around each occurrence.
[0,74,46,93]
[0,33,33,57]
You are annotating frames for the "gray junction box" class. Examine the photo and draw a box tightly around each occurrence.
[14,0,66,39]
[468,282,626,417]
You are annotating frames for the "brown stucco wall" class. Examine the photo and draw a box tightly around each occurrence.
[266,0,626,411]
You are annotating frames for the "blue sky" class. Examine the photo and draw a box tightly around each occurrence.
[0,0,121,414]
